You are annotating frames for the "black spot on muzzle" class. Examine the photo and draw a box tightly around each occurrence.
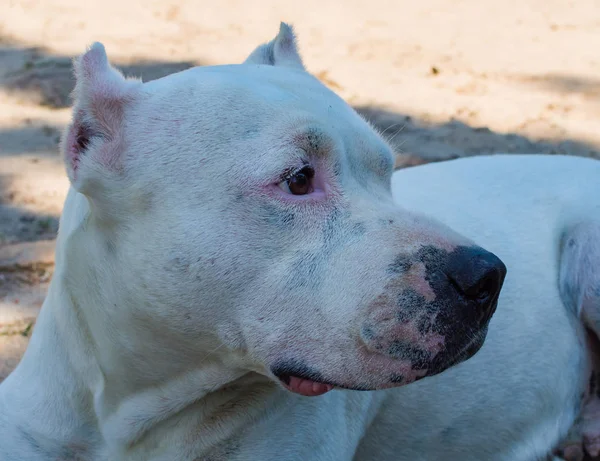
[387,245,506,374]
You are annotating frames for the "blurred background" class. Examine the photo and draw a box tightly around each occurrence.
[1,0,599,380]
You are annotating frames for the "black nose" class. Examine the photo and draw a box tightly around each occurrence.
[445,247,507,322]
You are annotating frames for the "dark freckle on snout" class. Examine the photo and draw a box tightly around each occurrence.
[388,341,432,366]
[414,245,448,270]
[395,290,428,322]
[417,314,434,335]
[388,254,412,275]
[390,374,404,384]
[361,325,375,340]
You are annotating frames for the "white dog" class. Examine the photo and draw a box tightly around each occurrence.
[0,23,598,461]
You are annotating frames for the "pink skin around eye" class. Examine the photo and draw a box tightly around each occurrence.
[263,166,333,203]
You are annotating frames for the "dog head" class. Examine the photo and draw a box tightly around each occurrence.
[60,24,505,397]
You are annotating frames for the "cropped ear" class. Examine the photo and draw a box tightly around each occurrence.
[244,22,305,71]
[61,42,142,194]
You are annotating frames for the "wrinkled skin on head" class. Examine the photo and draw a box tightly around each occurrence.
[61,23,505,396]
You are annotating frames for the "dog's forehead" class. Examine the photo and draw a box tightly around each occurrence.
[139,63,393,178]
[144,64,363,128]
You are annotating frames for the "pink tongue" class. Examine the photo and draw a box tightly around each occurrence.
[286,376,333,397]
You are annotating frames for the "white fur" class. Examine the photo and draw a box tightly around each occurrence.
[0,23,599,461]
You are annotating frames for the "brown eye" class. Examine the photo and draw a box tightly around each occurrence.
[279,165,315,195]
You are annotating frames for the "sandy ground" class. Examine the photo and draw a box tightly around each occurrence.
[0,0,599,455]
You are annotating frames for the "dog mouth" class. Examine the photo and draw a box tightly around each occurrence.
[277,374,334,397]
[272,362,339,397]
[272,328,489,397]
[274,366,374,396]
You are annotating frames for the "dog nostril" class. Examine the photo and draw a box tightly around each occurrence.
[462,268,501,303]
[446,247,507,319]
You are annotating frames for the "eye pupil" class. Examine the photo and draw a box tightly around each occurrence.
[287,166,314,195]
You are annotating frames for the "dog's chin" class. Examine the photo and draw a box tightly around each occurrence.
[425,326,488,377]
[272,329,488,397]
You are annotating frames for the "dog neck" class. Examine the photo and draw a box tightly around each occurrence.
[0,189,276,460]
[0,276,104,459]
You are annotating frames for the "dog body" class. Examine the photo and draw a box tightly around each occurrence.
[358,154,599,460]
[0,25,598,461]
